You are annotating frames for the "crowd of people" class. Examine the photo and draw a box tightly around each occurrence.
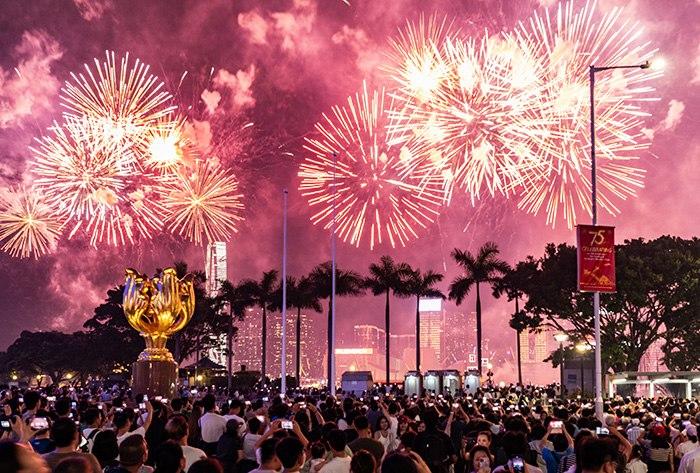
[1,383,700,473]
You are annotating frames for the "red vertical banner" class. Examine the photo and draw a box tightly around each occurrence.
[576,225,616,292]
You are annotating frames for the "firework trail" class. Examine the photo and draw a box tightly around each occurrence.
[299,82,445,250]
[0,187,64,259]
[161,159,244,246]
[60,51,176,150]
[30,119,165,247]
[509,0,661,227]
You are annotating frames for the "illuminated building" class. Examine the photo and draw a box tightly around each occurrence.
[268,312,313,379]
[233,308,262,371]
[204,241,227,296]
[419,298,444,370]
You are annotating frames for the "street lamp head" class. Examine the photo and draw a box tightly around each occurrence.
[640,61,650,69]
[554,333,570,343]
[576,342,591,352]
[649,57,666,71]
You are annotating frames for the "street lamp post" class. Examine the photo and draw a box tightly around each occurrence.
[589,60,652,420]
[554,333,570,398]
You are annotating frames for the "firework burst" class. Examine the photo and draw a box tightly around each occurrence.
[60,51,177,148]
[0,187,64,259]
[299,83,445,250]
[30,119,165,246]
[509,0,661,227]
[161,159,244,246]
[388,34,546,203]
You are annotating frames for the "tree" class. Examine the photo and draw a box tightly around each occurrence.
[309,261,364,390]
[1,331,81,383]
[270,275,322,384]
[449,242,509,375]
[247,270,279,379]
[398,267,445,372]
[364,256,412,385]
[491,258,540,385]
[217,279,256,391]
[519,237,700,372]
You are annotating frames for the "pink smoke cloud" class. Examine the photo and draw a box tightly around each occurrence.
[200,89,221,115]
[332,25,384,76]
[0,30,63,129]
[72,0,114,21]
[213,65,257,110]
[238,0,318,54]
[641,99,685,140]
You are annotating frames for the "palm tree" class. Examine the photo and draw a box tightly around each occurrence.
[271,276,323,384]
[364,256,411,385]
[398,267,445,372]
[248,270,279,379]
[217,280,255,391]
[449,242,509,375]
[309,261,364,390]
[492,258,540,385]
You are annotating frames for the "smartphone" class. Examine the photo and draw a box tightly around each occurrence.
[1,420,10,429]
[97,403,103,410]
[596,427,610,436]
[373,396,379,401]
[47,396,56,402]
[262,396,269,402]
[71,402,77,409]
[162,399,168,404]
[551,420,563,434]
[245,401,251,406]
[30,417,49,430]
[18,397,24,403]
[299,402,306,408]
[453,403,460,409]
[674,413,681,419]
[139,403,146,410]
[512,457,525,473]
[281,420,293,430]
[191,389,198,395]
[115,408,123,412]
[155,396,162,401]
[143,395,149,401]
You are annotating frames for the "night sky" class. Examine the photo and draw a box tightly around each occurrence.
[0,0,698,377]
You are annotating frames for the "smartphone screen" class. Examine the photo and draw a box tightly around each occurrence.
[551,420,563,433]
[30,417,49,430]
[512,457,525,473]
[1,420,10,428]
[139,403,146,410]
[281,420,293,430]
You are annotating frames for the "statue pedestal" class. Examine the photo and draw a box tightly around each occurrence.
[132,359,177,398]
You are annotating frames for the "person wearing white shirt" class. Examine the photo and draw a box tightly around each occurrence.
[115,401,153,446]
[243,416,265,461]
[319,430,352,473]
[165,415,207,472]
[676,426,700,459]
[249,438,282,473]
[199,394,227,455]
[224,399,247,436]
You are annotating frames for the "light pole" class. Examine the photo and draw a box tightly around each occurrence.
[554,333,570,398]
[281,189,288,395]
[589,59,656,419]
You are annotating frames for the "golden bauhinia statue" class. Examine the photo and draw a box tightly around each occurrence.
[123,267,195,396]
[123,267,195,362]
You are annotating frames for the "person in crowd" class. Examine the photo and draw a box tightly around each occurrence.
[165,415,207,472]
[242,417,264,462]
[675,425,698,460]
[491,432,543,473]
[350,450,376,473]
[320,429,352,473]
[276,437,306,473]
[153,440,186,473]
[115,403,154,446]
[349,416,385,465]
[577,438,620,473]
[42,418,102,472]
[413,409,454,473]
[467,445,493,473]
[54,456,93,473]
[374,417,397,455]
[189,458,225,473]
[216,419,243,473]
[0,440,51,473]
[91,430,120,470]
[541,422,574,473]
[644,424,674,473]
[199,395,227,456]
[249,438,281,473]
[627,445,648,473]
[106,433,152,473]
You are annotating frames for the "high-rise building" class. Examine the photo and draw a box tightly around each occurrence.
[233,308,262,372]
[443,310,477,368]
[419,299,444,369]
[354,325,383,351]
[268,312,313,379]
[205,241,227,296]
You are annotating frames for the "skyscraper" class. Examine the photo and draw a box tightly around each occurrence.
[205,241,228,366]
[234,308,262,372]
[419,298,444,370]
[205,241,227,296]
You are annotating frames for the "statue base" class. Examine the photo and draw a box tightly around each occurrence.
[132,359,177,398]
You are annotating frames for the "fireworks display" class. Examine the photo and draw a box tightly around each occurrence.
[61,51,176,150]
[509,1,661,227]
[161,159,244,246]
[299,83,445,250]
[2,1,663,258]
[0,188,63,259]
